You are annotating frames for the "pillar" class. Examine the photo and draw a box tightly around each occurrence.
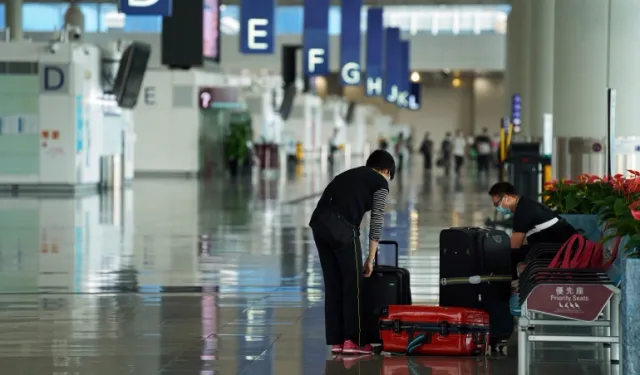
[553,0,640,138]
[553,0,609,138]
[607,0,640,137]
[504,0,530,133]
[504,0,523,117]
[5,0,23,41]
[527,0,554,138]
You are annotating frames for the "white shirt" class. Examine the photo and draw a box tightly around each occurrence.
[453,137,466,156]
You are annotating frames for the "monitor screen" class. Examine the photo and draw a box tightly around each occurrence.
[202,0,220,61]
[112,42,151,109]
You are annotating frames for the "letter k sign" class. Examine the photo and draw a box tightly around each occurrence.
[120,0,172,16]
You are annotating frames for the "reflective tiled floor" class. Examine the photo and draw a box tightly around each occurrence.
[0,161,616,374]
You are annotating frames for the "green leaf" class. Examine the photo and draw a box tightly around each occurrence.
[614,199,629,217]
[565,194,579,212]
[625,233,640,251]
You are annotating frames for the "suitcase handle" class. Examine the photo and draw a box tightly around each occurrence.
[376,240,399,266]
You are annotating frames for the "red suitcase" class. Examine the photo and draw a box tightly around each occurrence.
[379,305,490,356]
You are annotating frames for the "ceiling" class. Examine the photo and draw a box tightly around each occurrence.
[7,0,507,5]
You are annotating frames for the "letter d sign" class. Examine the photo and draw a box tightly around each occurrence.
[41,65,69,93]
[119,0,172,16]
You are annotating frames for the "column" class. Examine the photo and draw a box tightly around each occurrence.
[553,0,640,138]
[527,0,554,138]
[5,0,23,41]
[519,0,532,136]
[608,0,640,137]
[553,0,640,139]
[552,0,609,138]
[504,0,530,130]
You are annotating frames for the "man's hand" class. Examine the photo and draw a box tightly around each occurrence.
[363,261,373,278]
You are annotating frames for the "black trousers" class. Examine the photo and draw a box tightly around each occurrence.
[454,156,464,174]
[423,153,432,170]
[477,155,490,173]
[312,225,365,346]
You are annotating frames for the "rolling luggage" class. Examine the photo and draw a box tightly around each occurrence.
[439,227,513,346]
[362,240,412,344]
[379,305,490,356]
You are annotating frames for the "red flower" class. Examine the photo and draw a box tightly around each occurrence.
[628,170,640,176]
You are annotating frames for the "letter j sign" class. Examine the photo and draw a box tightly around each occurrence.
[119,0,173,16]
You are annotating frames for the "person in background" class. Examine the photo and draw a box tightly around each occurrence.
[378,134,389,151]
[329,128,339,165]
[440,132,453,175]
[491,132,501,166]
[419,132,433,171]
[474,127,493,176]
[309,150,396,355]
[452,130,467,176]
[395,133,405,173]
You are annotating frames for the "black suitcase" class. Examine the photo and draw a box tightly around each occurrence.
[362,240,412,343]
[438,227,512,344]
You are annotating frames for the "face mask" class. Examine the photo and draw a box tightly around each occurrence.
[496,205,511,215]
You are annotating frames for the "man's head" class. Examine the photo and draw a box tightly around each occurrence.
[456,130,463,137]
[482,127,489,134]
[488,182,518,214]
[366,149,396,181]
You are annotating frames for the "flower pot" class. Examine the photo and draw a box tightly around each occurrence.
[560,214,601,242]
[622,255,640,375]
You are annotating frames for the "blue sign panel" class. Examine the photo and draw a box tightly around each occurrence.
[239,0,275,54]
[511,94,522,125]
[365,8,384,96]
[408,82,421,111]
[303,0,330,76]
[119,0,172,16]
[384,28,401,103]
[396,40,410,108]
[339,0,362,86]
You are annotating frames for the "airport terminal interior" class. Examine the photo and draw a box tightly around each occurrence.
[0,0,636,374]
[0,164,618,375]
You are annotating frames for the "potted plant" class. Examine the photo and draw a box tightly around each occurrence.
[542,174,614,241]
[224,112,252,177]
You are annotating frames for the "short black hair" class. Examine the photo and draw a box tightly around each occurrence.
[366,149,396,180]
[488,182,517,196]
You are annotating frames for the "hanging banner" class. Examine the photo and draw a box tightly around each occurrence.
[239,0,275,54]
[339,0,363,86]
[384,28,401,103]
[408,82,421,110]
[303,0,330,76]
[365,8,384,96]
[396,40,410,108]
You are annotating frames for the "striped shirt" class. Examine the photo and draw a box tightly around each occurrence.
[310,166,390,241]
[369,188,389,241]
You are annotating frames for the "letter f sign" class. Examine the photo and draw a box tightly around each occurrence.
[307,48,326,75]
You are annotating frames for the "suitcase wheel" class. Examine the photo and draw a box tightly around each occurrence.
[490,341,508,355]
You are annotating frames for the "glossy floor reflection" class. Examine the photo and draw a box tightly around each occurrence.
[0,162,614,374]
